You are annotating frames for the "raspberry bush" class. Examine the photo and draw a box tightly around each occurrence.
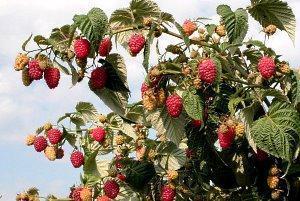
[14,0,300,200]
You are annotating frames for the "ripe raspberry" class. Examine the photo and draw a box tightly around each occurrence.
[192,120,202,127]
[98,37,112,57]
[56,148,64,159]
[141,82,150,96]
[33,136,47,152]
[90,67,108,90]
[103,180,120,199]
[182,20,197,36]
[80,187,92,201]
[161,185,176,201]
[71,187,83,201]
[74,38,90,59]
[166,94,183,118]
[25,134,36,146]
[258,56,276,79]
[117,173,126,181]
[217,126,235,149]
[70,151,84,168]
[44,146,57,161]
[28,60,43,80]
[14,53,29,71]
[128,33,146,56]
[47,128,62,144]
[22,68,32,86]
[44,67,60,89]
[91,127,106,142]
[198,59,217,84]
[96,195,111,201]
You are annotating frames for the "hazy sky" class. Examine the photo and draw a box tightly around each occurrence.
[0,0,299,200]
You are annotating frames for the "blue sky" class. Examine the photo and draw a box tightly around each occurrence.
[0,0,300,200]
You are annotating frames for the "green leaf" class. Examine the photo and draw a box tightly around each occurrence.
[22,34,33,51]
[143,25,156,72]
[35,126,44,135]
[288,70,300,109]
[146,107,186,145]
[258,88,289,102]
[48,25,74,56]
[73,8,108,45]
[75,102,98,122]
[125,160,156,191]
[129,0,161,22]
[182,91,203,120]
[228,97,243,114]
[105,54,129,92]
[248,0,296,43]
[63,127,76,147]
[83,148,101,186]
[33,35,49,46]
[160,12,175,24]
[53,60,70,75]
[156,141,186,170]
[174,22,190,47]
[217,5,248,48]
[251,100,300,161]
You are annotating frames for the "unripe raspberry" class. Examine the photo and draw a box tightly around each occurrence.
[166,94,183,118]
[269,165,281,176]
[193,78,202,89]
[182,19,197,36]
[198,59,217,84]
[98,37,112,57]
[36,54,51,70]
[141,82,150,97]
[43,122,52,131]
[264,24,277,36]
[114,135,125,145]
[70,151,84,168]
[161,185,176,201]
[143,17,153,27]
[96,195,111,201]
[98,114,107,123]
[25,134,36,146]
[47,128,62,145]
[215,24,226,37]
[148,149,157,161]
[279,63,291,74]
[80,187,92,201]
[44,67,60,89]
[235,123,245,137]
[142,89,157,111]
[16,192,29,201]
[14,53,29,71]
[258,56,276,79]
[28,60,43,80]
[103,180,120,199]
[33,136,48,152]
[91,127,106,143]
[267,176,279,189]
[167,170,178,180]
[271,190,281,200]
[44,146,57,161]
[90,67,108,90]
[156,88,166,107]
[128,33,146,56]
[74,38,91,59]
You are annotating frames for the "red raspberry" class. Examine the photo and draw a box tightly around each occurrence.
[28,60,43,80]
[258,56,276,79]
[56,148,64,159]
[182,19,197,36]
[103,180,120,199]
[141,82,149,96]
[91,127,106,142]
[47,128,62,144]
[128,33,145,56]
[198,59,217,84]
[218,126,235,149]
[117,173,126,181]
[74,38,91,59]
[90,67,108,90]
[161,185,176,201]
[44,67,60,89]
[96,195,111,201]
[166,94,183,118]
[70,187,83,201]
[192,119,202,127]
[33,136,47,152]
[70,151,84,168]
[98,37,112,57]
[255,148,268,161]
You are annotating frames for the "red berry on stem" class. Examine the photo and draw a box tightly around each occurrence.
[166,94,183,118]
[44,67,60,89]
[33,136,48,152]
[98,37,112,57]
[47,128,62,144]
[103,180,120,199]
[91,127,106,143]
[218,127,235,149]
[70,151,84,168]
[161,185,176,201]
[258,56,276,79]
[198,59,217,84]
[28,60,43,80]
[74,38,91,59]
[90,67,108,90]
[128,33,145,56]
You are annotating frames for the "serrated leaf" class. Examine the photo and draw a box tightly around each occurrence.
[35,126,44,134]
[63,127,76,147]
[83,148,101,186]
[146,107,186,145]
[174,22,190,47]
[156,141,186,170]
[217,5,248,50]
[248,0,296,43]
[53,60,70,75]
[160,12,175,24]
[288,70,300,109]
[73,8,108,46]
[228,97,243,114]
[251,100,300,161]
[70,114,85,126]
[105,54,129,92]
[22,34,33,51]
[206,24,217,36]
[258,88,289,102]
[182,91,203,120]
[75,102,98,122]
[33,35,49,46]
